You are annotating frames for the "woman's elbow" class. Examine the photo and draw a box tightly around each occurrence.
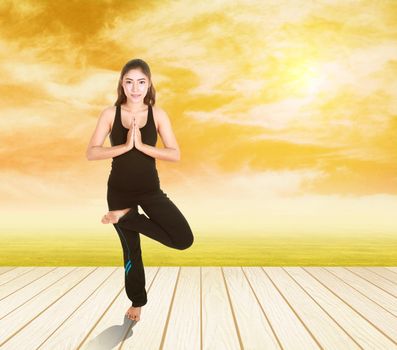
[86,148,94,161]
[174,150,181,162]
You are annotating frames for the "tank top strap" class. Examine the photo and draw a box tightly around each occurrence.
[148,104,154,128]
[115,104,122,128]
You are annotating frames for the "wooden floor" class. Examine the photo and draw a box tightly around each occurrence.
[0,267,396,350]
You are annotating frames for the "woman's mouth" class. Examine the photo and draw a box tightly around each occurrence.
[132,94,141,98]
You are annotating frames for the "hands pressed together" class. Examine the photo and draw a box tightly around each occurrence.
[126,116,143,151]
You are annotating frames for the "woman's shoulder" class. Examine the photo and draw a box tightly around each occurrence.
[152,104,163,112]
[99,105,117,120]
[96,106,117,132]
[152,105,168,119]
[103,105,117,114]
[152,105,167,131]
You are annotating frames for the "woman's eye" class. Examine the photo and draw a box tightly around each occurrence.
[125,81,145,86]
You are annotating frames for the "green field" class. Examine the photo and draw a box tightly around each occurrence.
[1,232,396,266]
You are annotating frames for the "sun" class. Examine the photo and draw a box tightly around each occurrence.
[301,65,326,95]
[285,60,327,97]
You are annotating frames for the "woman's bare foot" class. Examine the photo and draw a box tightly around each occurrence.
[101,208,132,224]
[126,306,141,321]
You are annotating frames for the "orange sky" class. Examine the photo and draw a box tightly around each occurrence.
[0,0,396,236]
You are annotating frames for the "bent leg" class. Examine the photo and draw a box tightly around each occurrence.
[118,189,194,250]
[113,223,147,307]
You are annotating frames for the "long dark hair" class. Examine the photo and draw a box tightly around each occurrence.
[114,58,156,107]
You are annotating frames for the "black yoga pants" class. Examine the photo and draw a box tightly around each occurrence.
[112,189,194,307]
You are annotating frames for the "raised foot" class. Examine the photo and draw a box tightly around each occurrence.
[126,306,142,321]
[101,208,133,224]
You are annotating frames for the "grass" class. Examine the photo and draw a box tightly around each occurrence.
[1,232,396,266]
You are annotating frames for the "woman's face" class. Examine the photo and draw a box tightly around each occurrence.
[122,69,150,103]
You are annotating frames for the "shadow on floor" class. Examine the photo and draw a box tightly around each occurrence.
[81,315,136,349]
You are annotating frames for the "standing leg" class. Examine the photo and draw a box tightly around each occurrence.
[118,189,194,250]
[113,223,147,307]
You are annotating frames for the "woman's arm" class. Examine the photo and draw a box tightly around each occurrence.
[86,107,130,161]
[136,107,180,162]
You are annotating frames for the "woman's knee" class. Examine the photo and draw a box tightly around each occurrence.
[174,229,194,250]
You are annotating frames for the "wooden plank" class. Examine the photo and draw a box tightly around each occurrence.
[325,267,397,316]
[0,267,36,285]
[78,267,158,350]
[0,266,396,349]
[37,268,124,349]
[0,267,57,300]
[266,267,360,349]
[2,267,114,349]
[161,267,201,350]
[245,267,319,349]
[0,267,76,318]
[120,267,179,349]
[198,266,241,349]
[286,267,397,349]
[0,267,96,348]
[386,267,397,274]
[346,267,397,297]
[367,267,397,283]
[201,267,242,349]
[223,267,281,349]
[303,267,397,344]
[0,267,17,276]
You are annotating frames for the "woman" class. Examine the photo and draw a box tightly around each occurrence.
[86,58,194,322]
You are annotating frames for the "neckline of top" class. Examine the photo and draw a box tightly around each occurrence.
[119,104,151,130]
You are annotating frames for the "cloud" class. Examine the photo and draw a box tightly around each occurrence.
[0,0,396,215]
[167,165,397,235]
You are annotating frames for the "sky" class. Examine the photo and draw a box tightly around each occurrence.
[0,0,396,237]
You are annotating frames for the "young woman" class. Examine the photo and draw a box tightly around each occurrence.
[86,58,194,322]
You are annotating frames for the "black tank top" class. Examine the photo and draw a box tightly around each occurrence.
[107,104,160,193]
